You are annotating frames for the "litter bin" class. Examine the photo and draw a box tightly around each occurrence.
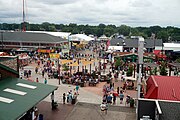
[72,96,77,104]
[54,73,58,79]
[39,114,43,120]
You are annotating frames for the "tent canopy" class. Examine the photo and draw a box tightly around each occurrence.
[69,61,79,66]
[60,59,73,64]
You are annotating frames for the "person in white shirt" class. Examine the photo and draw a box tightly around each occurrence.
[100,102,108,114]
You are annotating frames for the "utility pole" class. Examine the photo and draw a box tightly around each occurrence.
[136,37,144,120]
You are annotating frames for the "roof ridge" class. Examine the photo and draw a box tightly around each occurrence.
[151,75,158,87]
[0,63,19,75]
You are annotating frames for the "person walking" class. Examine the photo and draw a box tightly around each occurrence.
[28,70,31,77]
[75,85,80,95]
[113,93,116,105]
[100,101,108,114]
[117,87,120,94]
[36,78,39,83]
[42,70,45,78]
[119,90,124,104]
[35,67,38,74]
[44,78,47,84]
[63,93,66,104]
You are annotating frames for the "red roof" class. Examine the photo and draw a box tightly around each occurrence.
[145,75,180,101]
[153,50,161,55]
[153,50,167,59]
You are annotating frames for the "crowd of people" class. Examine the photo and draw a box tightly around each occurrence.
[62,84,80,105]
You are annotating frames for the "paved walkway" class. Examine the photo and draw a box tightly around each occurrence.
[20,60,137,107]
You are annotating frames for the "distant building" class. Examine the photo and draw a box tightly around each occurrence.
[0,31,67,51]
[110,37,162,52]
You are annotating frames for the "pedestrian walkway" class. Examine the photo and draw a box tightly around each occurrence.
[20,61,137,107]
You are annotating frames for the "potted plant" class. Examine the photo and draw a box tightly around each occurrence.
[129,98,134,108]
[126,65,133,77]
[62,64,69,71]
[159,62,167,76]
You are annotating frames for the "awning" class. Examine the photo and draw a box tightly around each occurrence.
[60,59,73,64]
[82,61,93,66]
[0,78,58,120]
[69,61,79,66]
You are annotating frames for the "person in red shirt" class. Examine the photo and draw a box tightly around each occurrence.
[36,78,39,82]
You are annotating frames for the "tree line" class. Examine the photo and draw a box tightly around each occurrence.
[0,22,180,42]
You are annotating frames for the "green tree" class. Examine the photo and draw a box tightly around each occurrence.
[159,62,167,76]
[157,30,168,42]
[153,67,158,75]
[62,64,69,71]
[115,58,124,70]
[117,25,130,36]
[126,65,133,77]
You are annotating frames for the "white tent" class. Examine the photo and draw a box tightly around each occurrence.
[155,43,180,51]
[69,34,94,42]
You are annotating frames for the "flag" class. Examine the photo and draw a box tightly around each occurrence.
[106,39,110,48]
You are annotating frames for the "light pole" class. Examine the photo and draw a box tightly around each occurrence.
[122,40,126,52]
[1,31,4,52]
[58,59,61,85]
[161,40,164,61]
[68,33,71,57]
[137,37,144,119]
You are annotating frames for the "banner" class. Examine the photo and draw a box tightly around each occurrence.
[49,53,60,59]
[38,49,54,53]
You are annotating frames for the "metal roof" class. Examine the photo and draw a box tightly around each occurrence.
[145,75,180,101]
[0,78,57,120]
[110,38,162,48]
[0,31,67,43]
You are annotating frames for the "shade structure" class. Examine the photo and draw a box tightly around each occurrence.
[60,59,73,64]
[82,61,94,66]
[69,61,79,66]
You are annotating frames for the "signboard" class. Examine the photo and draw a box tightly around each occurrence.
[49,53,60,59]
[38,49,54,53]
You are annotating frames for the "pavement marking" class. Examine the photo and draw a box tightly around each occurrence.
[0,96,14,103]
[3,88,27,96]
[16,83,37,89]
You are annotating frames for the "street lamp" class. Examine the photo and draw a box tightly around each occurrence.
[122,40,126,52]
[161,40,164,60]
[1,31,4,52]
[68,33,72,57]
[137,37,144,119]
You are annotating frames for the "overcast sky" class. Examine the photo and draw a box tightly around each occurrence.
[0,0,180,27]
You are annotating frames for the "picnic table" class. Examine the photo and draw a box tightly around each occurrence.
[89,80,97,86]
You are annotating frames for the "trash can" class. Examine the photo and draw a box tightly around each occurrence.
[39,114,43,120]
[54,73,58,79]
[72,97,77,104]
[72,98,75,104]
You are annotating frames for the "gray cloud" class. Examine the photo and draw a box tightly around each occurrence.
[0,0,179,27]
[34,0,79,5]
[129,0,152,8]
